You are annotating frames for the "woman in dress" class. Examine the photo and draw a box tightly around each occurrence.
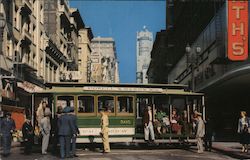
[238,111,250,153]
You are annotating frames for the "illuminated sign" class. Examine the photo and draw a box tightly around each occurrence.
[228,1,248,61]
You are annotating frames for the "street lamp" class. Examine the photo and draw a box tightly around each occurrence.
[186,44,201,91]
[196,46,201,65]
[185,44,191,68]
[0,12,6,113]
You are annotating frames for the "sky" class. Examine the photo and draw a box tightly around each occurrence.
[70,0,166,83]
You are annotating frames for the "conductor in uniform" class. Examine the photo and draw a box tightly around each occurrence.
[100,107,110,153]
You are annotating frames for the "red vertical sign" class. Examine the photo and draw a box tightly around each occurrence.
[228,1,248,61]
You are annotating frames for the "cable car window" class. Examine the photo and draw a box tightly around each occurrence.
[57,96,74,111]
[78,96,94,113]
[98,96,114,113]
[117,96,133,113]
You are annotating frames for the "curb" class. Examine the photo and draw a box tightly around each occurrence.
[212,146,250,159]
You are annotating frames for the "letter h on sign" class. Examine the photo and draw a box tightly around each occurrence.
[228,1,248,61]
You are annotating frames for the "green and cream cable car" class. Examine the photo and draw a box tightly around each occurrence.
[34,83,204,144]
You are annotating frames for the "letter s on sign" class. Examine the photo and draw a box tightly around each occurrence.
[232,42,244,56]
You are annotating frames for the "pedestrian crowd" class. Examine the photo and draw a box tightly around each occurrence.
[0,100,110,159]
[1,101,250,157]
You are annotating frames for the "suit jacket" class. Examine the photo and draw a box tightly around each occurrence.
[58,114,74,136]
[69,114,80,135]
[238,117,250,133]
[0,118,16,136]
[101,113,109,128]
[196,118,205,138]
[22,122,34,140]
[143,109,150,125]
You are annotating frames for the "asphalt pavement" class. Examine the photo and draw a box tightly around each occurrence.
[0,144,236,160]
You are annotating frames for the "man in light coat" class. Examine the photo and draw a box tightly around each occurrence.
[40,107,51,154]
[100,107,110,153]
[195,111,205,153]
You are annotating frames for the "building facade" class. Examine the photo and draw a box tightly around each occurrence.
[78,27,93,83]
[90,37,119,83]
[147,0,250,140]
[44,0,85,82]
[0,0,87,126]
[136,26,153,84]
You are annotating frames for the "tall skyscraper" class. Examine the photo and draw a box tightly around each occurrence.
[136,26,153,84]
[90,37,120,83]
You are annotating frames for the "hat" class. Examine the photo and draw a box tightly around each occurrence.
[194,111,202,116]
[63,106,71,113]
[5,112,11,116]
[100,107,108,112]
[70,107,74,112]
[44,108,51,116]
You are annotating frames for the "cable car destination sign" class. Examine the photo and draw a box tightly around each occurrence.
[83,86,163,92]
[228,1,248,61]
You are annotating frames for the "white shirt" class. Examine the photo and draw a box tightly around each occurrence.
[148,110,152,122]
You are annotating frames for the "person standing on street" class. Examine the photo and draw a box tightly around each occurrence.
[22,116,34,155]
[195,111,205,153]
[40,108,51,155]
[51,106,63,155]
[143,105,155,143]
[204,116,213,152]
[0,112,16,157]
[58,106,74,159]
[36,101,47,128]
[237,111,250,153]
[100,107,110,153]
[69,107,79,157]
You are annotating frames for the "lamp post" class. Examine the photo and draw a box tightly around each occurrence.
[0,12,6,113]
[186,44,201,91]
[185,44,193,91]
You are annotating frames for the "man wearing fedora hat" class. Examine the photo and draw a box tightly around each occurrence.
[40,107,51,154]
[195,111,205,153]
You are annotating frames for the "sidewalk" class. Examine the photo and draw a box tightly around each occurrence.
[212,142,250,159]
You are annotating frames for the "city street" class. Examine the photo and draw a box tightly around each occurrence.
[0,146,236,160]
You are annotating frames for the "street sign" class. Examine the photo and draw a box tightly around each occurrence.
[228,1,248,61]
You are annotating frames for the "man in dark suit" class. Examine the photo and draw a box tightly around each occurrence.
[58,106,74,159]
[143,105,155,143]
[22,116,34,155]
[0,112,16,157]
[69,107,79,157]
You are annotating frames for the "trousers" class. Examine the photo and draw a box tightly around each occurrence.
[71,136,77,155]
[24,139,33,154]
[102,127,110,153]
[197,137,204,153]
[2,135,12,154]
[59,136,71,158]
[42,133,50,154]
[144,121,155,141]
